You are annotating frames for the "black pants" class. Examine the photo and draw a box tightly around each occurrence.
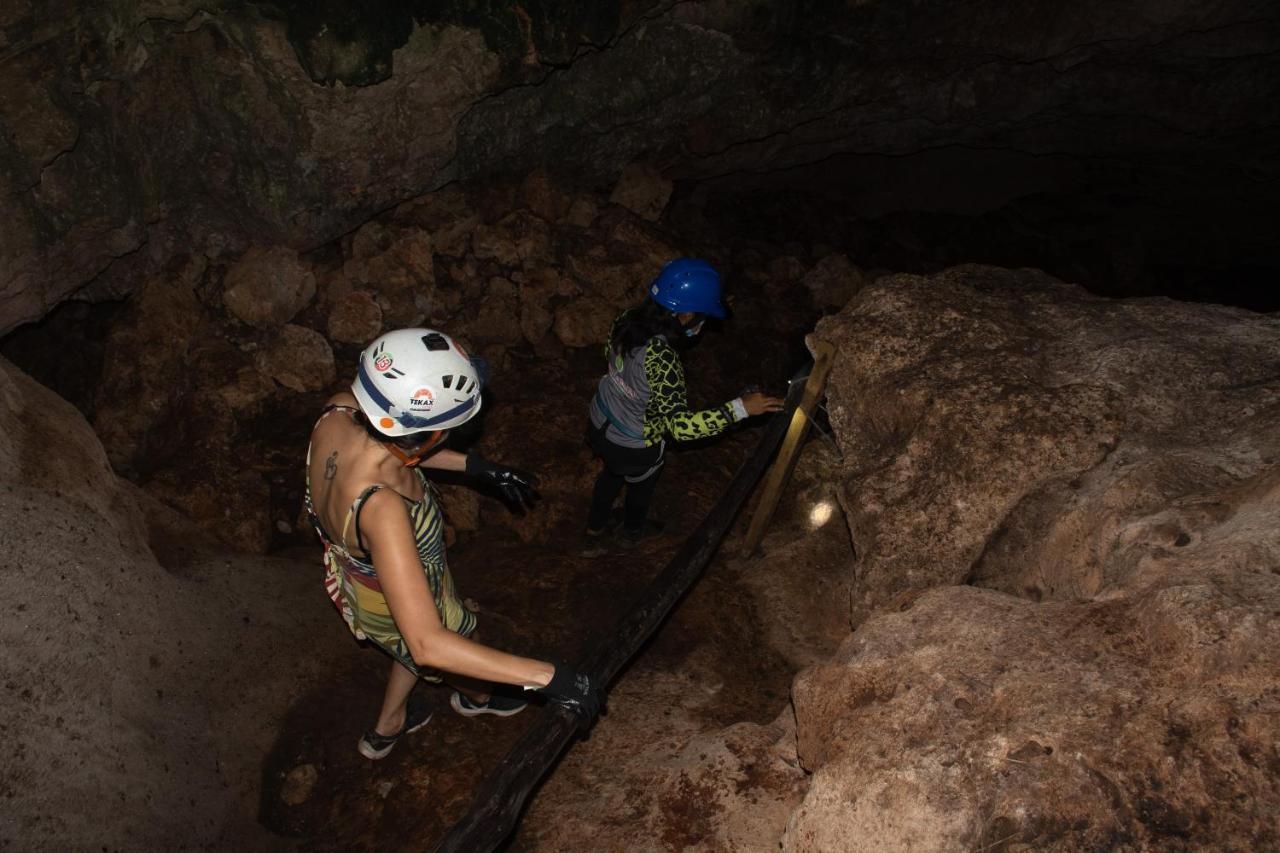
[585,421,664,532]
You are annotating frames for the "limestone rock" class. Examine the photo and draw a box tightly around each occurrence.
[148,467,274,554]
[326,290,383,344]
[1,357,146,547]
[94,257,209,477]
[788,264,1280,849]
[5,1,1278,339]
[254,325,336,393]
[344,223,434,288]
[787,581,1280,851]
[738,443,856,672]
[766,255,807,284]
[518,267,571,346]
[609,162,673,222]
[217,366,277,412]
[802,253,865,311]
[519,168,572,222]
[436,483,481,532]
[813,265,1280,620]
[392,185,479,257]
[562,215,680,309]
[468,277,524,346]
[471,390,600,543]
[1,355,346,851]
[471,211,554,269]
[566,199,599,229]
[553,296,616,350]
[349,219,393,264]
[343,225,434,328]
[222,246,316,329]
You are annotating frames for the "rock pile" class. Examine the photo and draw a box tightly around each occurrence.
[84,171,829,551]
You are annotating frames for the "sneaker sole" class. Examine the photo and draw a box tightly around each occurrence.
[450,691,528,718]
[358,737,396,760]
[357,711,433,760]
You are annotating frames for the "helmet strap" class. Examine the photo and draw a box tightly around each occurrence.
[382,430,447,467]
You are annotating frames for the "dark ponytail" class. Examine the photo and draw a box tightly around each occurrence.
[610,300,684,357]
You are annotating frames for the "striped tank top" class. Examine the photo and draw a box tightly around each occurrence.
[304,406,476,679]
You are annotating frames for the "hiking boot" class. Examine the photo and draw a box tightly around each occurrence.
[358,693,432,760]
[450,690,529,718]
[616,519,666,548]
[580,527,612,557]
[580,513,621,557]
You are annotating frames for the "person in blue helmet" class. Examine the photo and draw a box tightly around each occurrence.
[583,258,784,552]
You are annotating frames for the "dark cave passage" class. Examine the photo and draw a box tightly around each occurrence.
[2,1,1278,851]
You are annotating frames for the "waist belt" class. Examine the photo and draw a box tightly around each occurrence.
[593,393,644,441]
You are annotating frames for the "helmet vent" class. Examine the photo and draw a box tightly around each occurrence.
[442,374,454,389]
[422,333,450,352]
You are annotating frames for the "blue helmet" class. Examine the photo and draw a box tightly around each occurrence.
[648,258,726,318]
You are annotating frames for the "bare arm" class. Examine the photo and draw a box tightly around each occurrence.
[417,447,467,472]
[361,490,553,687]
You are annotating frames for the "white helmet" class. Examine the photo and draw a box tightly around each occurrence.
[352,328,483,437]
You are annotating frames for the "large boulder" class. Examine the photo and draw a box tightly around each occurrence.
[326,289,384,344]
[608,162,674,222]
[222,246,316,329]
[786,265,1280,849]
[788,578,1280,850]
[253,324,336,394]
[93,256,212,477]
[0,355,347,850]
[812,265,1280,621]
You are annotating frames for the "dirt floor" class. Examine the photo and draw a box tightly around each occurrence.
[257,388,804,851]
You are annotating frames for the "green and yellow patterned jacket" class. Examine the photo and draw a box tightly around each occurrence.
[589,313,746,448]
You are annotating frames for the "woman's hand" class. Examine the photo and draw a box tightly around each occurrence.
[742,391,785,416]
[535,662,602,730]
[466,453,540,510]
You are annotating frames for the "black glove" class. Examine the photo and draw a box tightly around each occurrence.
[465,453,540,510]
[536,663,602,729]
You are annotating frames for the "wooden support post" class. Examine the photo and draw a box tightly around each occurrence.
[741,339,836,556]
[431,364,812,853]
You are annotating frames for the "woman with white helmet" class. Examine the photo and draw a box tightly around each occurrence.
[305,328,599,759]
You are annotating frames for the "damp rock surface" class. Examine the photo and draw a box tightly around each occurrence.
[0,354,349,852]
[792,265,1280,849]
[815,265,1280,619]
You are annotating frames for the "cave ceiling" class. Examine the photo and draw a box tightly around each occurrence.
[1,0,1277,333]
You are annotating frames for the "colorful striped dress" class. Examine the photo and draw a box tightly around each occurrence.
[304,407,476,680]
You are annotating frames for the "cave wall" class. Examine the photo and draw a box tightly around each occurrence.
[3,0,1277,334]
[0,353,349,850]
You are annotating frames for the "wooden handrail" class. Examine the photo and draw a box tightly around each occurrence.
[431,362,812,853]
[742,339,836,555]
